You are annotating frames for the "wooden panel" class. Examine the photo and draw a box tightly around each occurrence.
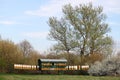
[42,63,52,66]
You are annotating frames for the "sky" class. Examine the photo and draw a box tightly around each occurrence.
[0,0,120,53]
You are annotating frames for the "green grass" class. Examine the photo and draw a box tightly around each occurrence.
[0,74,120,80]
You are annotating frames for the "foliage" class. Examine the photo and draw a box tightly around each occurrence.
[48,3,113,65]
[17,40,33,57]
[26,50,41,65]
[0,39,41,73]
[46,52,60,59]
[84,53,104,65]
[17,40,41,65]
[0,39,23,73]
[58,52,78,65]
[88,55,120,76]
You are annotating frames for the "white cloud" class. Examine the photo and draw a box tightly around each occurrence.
[25,2,62,17]
[25,0,94,17]
[0,21,18,25]
[23,32,48,38]
[93,0,120,14]
[25,0,120,17]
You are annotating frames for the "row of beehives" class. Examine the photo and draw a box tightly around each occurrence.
[14,64,89,71]
[14,64,39,70]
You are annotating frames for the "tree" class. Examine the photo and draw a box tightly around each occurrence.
[17,40,42,65]
[0,39,23,73]
[17,40,33,57]
[48,18,77,64]
[63,3,112,55]
[48,3,113,65]
[26,50,42,65]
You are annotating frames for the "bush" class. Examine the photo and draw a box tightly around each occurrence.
[88,56,120,76]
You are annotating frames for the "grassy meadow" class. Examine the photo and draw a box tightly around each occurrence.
[0,74,120,80]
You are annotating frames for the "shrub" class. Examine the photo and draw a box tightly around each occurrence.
[88,56,120,76]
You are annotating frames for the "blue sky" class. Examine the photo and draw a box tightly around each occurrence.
[0,0,120,53]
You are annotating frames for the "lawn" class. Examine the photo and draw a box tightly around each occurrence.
[0,74,120,80]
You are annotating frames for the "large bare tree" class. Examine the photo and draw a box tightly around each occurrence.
[17,40,33,57]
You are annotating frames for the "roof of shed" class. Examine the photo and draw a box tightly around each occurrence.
[40,59,67,63]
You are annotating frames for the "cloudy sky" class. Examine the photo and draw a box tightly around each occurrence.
[0,0,120,53]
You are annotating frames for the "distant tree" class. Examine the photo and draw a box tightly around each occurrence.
[27,50,41,65]
[46,52,60,59]
[17,40,33,57]
[17,40,42,65]
[60,52,78,65]
[84,52,104,65]
[48,3,113,65]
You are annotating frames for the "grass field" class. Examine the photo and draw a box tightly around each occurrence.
[0,74,120,80]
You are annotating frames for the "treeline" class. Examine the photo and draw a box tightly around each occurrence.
[0,38,104,73]
[0,39,42,73]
